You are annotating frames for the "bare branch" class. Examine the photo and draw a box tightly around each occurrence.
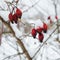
[0,16,32,60]
[2,52,24,60]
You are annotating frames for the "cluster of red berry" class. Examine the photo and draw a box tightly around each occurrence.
[48,16,58,24]
[8,8,22,23]
[48,16,58,20]
[31,23,48,43]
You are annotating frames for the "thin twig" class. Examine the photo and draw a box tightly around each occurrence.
[2,52,23,60]
[0,16,32,60]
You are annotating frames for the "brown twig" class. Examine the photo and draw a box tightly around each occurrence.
[0,16,32,60]
[2,52,23,60]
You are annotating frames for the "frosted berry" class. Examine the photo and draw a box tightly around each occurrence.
[31,28,37,38]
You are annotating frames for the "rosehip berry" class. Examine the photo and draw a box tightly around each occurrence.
[43,23,48,33]
[8,13,13,23]
[50,19,53,24]
[48,16,50,20]
[16,8,22,18]
[36,27,43,33]
[31,28,37,38]
[13,13,18,23]
[38,33,44,43]
[55,16,58,20]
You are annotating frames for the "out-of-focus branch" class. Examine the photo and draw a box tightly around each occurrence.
[0,6,6,11]
[53,0,60,41]
[0,16,32,60]
[2,52,23,60]
[3,31,12,34]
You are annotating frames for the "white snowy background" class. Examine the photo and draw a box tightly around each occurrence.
[0,0,60,60]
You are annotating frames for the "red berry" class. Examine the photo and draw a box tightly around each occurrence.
[16,8,22,18]
[36,27,43,33]
[48,16,50,20]
[50,19,53,24]
[55,16,58,20]
[8,13,13,23]
[43,23,48,33]
[13,13,18,23]
[31,28,37,38]
[38,33,44,42]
